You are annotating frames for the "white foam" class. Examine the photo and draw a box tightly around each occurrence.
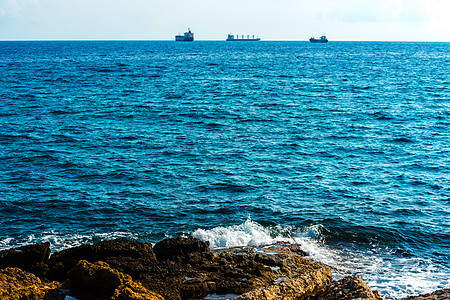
[193,218,342,267]
[361,256,450,299]
[0,231,137,252]
[191,219,450,300]
[192,217,294,248]
[0,237,14,248]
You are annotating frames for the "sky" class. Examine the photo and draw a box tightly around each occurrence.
[1,0,450,41]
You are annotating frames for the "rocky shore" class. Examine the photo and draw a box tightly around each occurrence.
[0,237,447,300]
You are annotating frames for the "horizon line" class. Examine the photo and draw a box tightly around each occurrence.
[1,39,449,43]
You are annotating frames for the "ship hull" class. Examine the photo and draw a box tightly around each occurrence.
[309,38,328,43]
[175,36,194,42]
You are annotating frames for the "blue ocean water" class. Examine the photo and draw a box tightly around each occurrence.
[0,41,449,298]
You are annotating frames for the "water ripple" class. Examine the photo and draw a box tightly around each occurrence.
[1,41,449,298]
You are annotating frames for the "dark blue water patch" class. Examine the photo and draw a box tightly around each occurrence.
[392,137,415,143]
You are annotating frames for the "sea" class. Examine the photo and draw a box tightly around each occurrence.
[0,40,449,299]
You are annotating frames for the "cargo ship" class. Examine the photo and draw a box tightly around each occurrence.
[175,28,194,41]
[226,34,260,41]
[309,35,328,43]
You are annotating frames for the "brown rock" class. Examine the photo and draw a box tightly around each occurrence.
[125,239,328,299]
[402,288,450,300]
[0,242,51,277]
[232,266,332,300]
[113,280,165,300]
[2,237,341,300]
[308,275,382,300]
[0,267,60,300]
[48,238,156,281]
[153,237,213,261]
[63,260,164,300]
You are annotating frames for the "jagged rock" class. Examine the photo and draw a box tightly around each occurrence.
[402,288,450,300]
[63,259,164,300]
[232,266,332,300]
[3,237,391,300]
[139,241,330,300]
[0,242,50,277]
[153,237,213,261]
[0,267,61,300]
[266,241,308,256]
[307,275,382,300]
[48,238,156,281]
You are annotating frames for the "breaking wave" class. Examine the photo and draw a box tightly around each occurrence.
[0,231,137,252]
[192,218,450,299]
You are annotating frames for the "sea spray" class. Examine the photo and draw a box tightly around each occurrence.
[192,217,294,248]
[192,219,450,299]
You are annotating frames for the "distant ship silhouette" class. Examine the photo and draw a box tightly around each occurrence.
[226,34,260,41]
[175,28,194,41]
[310,35,328,43]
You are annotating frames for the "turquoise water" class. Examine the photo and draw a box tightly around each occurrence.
[0,41,449,298]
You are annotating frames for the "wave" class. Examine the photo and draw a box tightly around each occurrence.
[0,231,137,253]
[192,218,450,299]
[1,219,448,299]
[193,217,290,248]
[192,218,347,274]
